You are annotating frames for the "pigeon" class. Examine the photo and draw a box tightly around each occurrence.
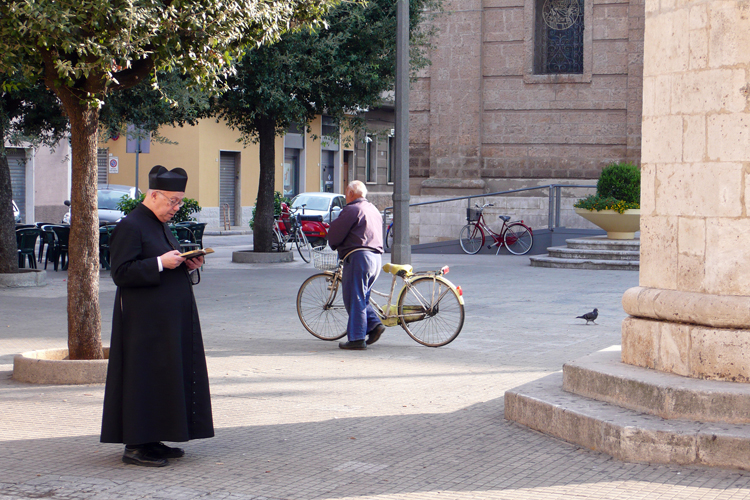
[576,308,598,325]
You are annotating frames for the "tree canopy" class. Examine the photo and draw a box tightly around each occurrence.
[212,0,440,251]
[0,0,340,360]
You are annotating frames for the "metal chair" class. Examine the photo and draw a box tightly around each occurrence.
[50,225,70,270]
[16,228,41,269]
[176,221,207,248]
[39,225,60,270]
[173,225,200,253]
[99,225,116,270]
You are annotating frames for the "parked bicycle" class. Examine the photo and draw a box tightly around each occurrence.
[383,211,394,249]
[297,248,465,347]
[459,203,533,255]
[273,207,312,263]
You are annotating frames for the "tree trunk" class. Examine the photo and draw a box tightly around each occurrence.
[254,116,276,253]
[0,122,20,274]
[64,103,104,360]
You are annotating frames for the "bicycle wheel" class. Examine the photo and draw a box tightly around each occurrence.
[385,224,394,249]
[459,223,484,254]
[271,230,285,252]
[297,273,348,340]
[503,223,533,255]
[398,276,465,347]
[296,230,312,263]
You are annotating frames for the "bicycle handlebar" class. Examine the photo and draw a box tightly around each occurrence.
[474,203,495,209]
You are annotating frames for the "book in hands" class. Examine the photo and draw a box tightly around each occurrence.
[179,248,215,259]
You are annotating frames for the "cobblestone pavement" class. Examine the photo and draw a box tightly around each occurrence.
[1,236,749,499]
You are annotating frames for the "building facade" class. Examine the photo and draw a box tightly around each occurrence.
[399,0,645,243]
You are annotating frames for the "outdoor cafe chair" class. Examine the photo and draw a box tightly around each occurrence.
[173,225,200,253]
[16,227,41,269]
[50,225,70,270]
[176,221,207,249]
[39,225,60,271]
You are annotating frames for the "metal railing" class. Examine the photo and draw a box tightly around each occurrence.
[382,184,596,233]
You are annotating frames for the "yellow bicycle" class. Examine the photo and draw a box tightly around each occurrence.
[296,248,465,347]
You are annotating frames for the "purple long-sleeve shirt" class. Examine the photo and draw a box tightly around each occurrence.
[327,197,384,259]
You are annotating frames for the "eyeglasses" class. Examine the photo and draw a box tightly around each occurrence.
[155,191,185,208]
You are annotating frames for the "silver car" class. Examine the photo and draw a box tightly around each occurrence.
[290,192,346,223]
[63,184,141,224]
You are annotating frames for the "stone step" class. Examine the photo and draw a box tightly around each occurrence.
[529,255,639,271]
[547,246,640,261]
[563,348,750,424]
[565,236,641,252]
[504,371,750,469]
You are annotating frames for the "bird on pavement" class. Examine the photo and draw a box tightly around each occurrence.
[576,308,598,325]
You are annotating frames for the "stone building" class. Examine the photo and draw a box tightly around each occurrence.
[399,0,645,243]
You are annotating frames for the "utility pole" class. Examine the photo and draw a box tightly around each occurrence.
[392,0,411,264]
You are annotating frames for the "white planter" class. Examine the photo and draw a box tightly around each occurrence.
[574,208,641,240]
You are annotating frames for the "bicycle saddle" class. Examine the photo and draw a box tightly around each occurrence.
[382,263,413,276]
[498,215,511,222]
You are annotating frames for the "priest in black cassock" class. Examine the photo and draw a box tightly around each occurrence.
[101,165,214,467]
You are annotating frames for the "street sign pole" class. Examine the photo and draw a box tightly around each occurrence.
[393,0,411,265]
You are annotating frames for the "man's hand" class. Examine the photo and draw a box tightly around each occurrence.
[185,255,204,270]
[161,250,185,269]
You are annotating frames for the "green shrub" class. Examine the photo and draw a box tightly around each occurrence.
[596,162,640,203]
[117,193,202,223]
[250,191,290,230]
[574,161,641,212]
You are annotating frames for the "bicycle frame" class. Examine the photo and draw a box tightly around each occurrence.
[466,205,532,255]
[319,263,464,327]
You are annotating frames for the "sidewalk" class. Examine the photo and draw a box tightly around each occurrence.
[1,236,749,500]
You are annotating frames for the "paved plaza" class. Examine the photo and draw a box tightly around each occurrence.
[1,235,749,499]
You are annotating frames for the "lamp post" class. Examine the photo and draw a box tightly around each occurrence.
[392,0,411,264]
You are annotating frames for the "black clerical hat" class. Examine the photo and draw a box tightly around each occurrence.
[148,165,188,191]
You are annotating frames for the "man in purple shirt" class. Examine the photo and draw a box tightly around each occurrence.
[327,181,385,350]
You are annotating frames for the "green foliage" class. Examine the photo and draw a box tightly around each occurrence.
[118,194,202,223]
[213,0,441,141]
[573,196,640,214]
[596,162,640,203]
[574,162,641,212]
[250,192,290,230]
[0,0,341,103]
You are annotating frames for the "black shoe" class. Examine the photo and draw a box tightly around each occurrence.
[366,324,386,345]
[148,442,185,459]
[339,339,367,350]
[122,446,169,467]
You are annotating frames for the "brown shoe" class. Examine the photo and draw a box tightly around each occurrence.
[122,446,168,467]
[366,324,386,345]
[338,340,367,350]
[148,442,185,459]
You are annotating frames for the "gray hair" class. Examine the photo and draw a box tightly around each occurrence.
[347,180,367,198]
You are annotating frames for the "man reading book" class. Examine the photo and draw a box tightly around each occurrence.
[101,165,214,467]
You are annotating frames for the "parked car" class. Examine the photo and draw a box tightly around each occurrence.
[289,192,346,224]
[63,184,141,224]
[12,200,20,223]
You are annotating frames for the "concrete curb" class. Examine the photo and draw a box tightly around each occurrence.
[0,269,46,288]
[13,348,109,385]
[232,250,294,263]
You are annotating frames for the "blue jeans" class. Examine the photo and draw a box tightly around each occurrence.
[341,250,382,341]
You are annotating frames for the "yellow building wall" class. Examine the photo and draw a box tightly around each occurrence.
[100,118,286,208]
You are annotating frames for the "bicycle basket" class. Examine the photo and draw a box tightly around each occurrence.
[467,208,482,222]
[311,246,339,271]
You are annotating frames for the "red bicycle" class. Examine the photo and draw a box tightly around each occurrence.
[459,203,533,255]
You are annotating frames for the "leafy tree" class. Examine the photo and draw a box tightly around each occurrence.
[0,0,338,360]
[212,0,439,252]
[0,75,69,274]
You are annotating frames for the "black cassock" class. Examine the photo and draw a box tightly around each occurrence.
[101,203,214,445]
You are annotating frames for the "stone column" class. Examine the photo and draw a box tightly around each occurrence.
[621,0,750,381]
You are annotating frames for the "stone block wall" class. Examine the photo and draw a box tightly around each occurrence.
[622,0,750,382]
[411,0,644,194]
